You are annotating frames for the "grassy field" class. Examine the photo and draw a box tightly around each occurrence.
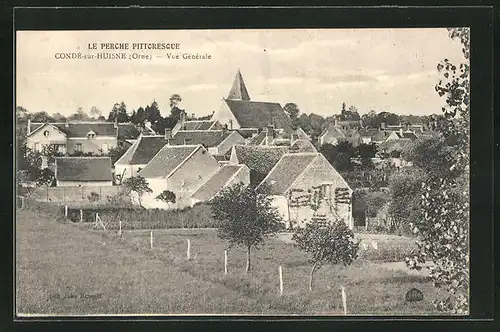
[16,209,447,316]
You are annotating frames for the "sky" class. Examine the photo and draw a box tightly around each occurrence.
[16,29,467,118]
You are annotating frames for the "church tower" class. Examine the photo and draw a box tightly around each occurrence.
[227,69,250,101]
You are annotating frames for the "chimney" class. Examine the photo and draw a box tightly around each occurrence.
[266,125,275,144]
[222,124,228,136]
[291,132,299,143]
[114,117,118,129]
[399,128,403,136]
[164,128,172,140]
[27,119,31,135]
[380,122,386,130]
[179,111,186,126]
[229,119,233,130]
[65,119,69,128]
[334,118,338,126]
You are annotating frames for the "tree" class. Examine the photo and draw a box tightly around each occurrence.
[144,101,162,125]
[169,94,182,109]
[122,176,152,208]
[406,27,470,314]
[107,144,130,165]
[51,112,67,122]
[68,107,91,121]
[319,141,356,172]
[90,106,101,119]
[284,102,300,119]
[108,102,129,123]
[211,183,282,272]
[30,111,54,123]
[156,190,176,208]
[362,110,378,128]
[292,220,359,291]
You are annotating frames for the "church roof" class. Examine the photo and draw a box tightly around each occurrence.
[227,69,250,101]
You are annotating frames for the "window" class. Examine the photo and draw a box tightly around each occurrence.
[43,130,50,137]
[76,143,83,152]
[87,131,96,139]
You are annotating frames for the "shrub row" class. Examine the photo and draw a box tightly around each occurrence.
[64,203,219,229]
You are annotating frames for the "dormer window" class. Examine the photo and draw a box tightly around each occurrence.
[43,130,50,137]
[87,131,96,139]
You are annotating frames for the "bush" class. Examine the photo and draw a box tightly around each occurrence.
[88,192,100,202]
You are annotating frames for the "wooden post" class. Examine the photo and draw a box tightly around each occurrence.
[118,220,122,237]
[187,238,191,260]
[46,186,49,201]
[279,266,283,296]
[341,286,347,315]
[64,205,68,218]
[365,218,368,232]
[20,196,24,210]
[80,209,83,223]
[150,231,153,249]
[224,250,228,275]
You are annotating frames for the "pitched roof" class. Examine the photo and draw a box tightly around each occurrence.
[115,135,168,165]
[232,145,288,184]
[190,164,247,201]
[320,123,346,139]
[55,157,112,182]
[224,99,293,133]
[30,122,117,137]
[249,131,267,145]
[180,120,218,130]
[237,128,260,138]
[258,153,318,195]
[359,128,379,138]
[372,130,390,142]
[169,130,233,147]
[212,154,229,162]
[379,138,413,152]
[138,145,201,178]
[290,139,317,153]
[396,132,419,140]
[227,69,250,101]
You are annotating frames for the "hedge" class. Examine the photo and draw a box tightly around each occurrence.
[65,203,219,229]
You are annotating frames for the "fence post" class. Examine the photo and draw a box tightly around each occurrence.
[224,250,228,275]
[150,231,153,249]
[65,205,68,218]
[341,286,347,315]
[46,186,49,202]
[279,266,283,296]
[118,220,122,237]
[187,239,191,260]
[80,209,83,223]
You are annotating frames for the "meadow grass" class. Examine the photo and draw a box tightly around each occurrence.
[16,209,446,316]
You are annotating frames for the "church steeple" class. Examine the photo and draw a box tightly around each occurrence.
[227,68,250,101]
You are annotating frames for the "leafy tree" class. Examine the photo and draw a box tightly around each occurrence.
[387,169,425,234]
[284,102,300,119]
[121,176,152,208]
[30,111,54,123]
[377,111,400,126]
[361,110,378,128]
[51,112,67,122]
[156,190,176,208]
[319,141,356,172]
[107,144,130,165]
[108,102,130,123]
[406,27,470,314]
[90,106,101,119]
[292,220,359,291]
[211,183,282,272]
[68,107,91,121]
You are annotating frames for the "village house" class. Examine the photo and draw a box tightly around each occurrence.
[165,128,246,156]
[228,145,288,185]
[171,111,223,136]
[190,164,250,204]
[26,120,145,154]
[114,135,169,181]
[318,122,346,146]
[257,152,353,230]
[211,69,293,134]
[137,144,220,209]
[54,156,113,187]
